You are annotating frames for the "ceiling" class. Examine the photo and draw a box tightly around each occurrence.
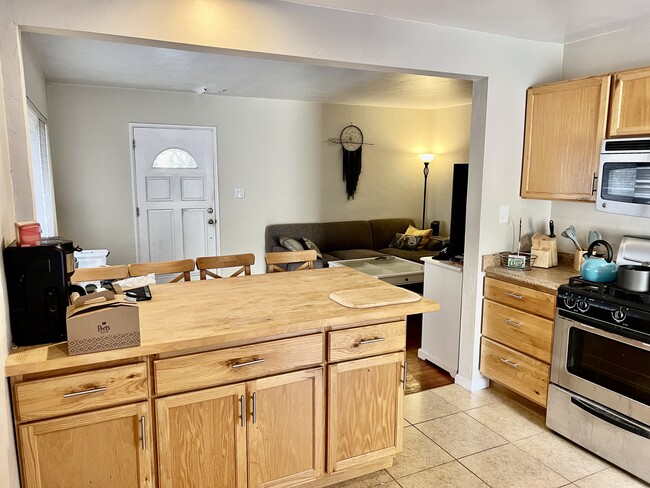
[24,1,650,109]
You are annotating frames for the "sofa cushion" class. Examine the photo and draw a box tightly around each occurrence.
[405,225,433,250]
[328,249,387,260]
[388,233,422,251]
[379,247,439,262]
[301,237,323,259]
[279,235,305,251]
[265,221,373,253]
[368,218,416,250]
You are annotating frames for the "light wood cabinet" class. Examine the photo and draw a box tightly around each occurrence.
[19,402,154,488]
[609,66,650,137]
[328,352,404,473]
[521,75,611,202]
[480,277,555,407]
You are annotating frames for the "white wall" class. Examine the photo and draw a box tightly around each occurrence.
[21,37,48,119]
[0,57,21,488]
[47,84,466,269]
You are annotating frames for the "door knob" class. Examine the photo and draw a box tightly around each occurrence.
[207,207,214,214]
[207,219,215,225]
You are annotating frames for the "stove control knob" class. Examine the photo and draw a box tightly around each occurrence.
[576,299,590,312]
[612,309,626,323]
[564,295,577,309]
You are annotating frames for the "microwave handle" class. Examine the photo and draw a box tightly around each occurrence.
[571,396,650,440]
[591,173,598,195]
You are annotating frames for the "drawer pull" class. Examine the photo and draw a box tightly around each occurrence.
[402,361,408,390]
[232,358,265,369]
[140,416,146,450]
[504,319,522,328]
[239,395,245,427]
[252,392,257,424]
[505,292,524,300]
[63,386,107,398]
[500,358,519,368]
[358,337,386,345]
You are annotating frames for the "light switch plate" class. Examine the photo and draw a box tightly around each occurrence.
[499,205,509,224]
[234,188,245,198]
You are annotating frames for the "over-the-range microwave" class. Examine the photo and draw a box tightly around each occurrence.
[597,137,650,218]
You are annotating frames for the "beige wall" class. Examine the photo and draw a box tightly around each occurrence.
[47,83,470,271]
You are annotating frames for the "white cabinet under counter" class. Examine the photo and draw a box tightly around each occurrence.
[418,258,463,376]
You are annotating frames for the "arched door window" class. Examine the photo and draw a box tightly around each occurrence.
[152,148,198,169]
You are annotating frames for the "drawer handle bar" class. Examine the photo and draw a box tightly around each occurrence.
[358,337,386,345]
[505,292,524,300]
[140,416,146,450]
[500,358,519,368]
[504,319,522,328]
[239,395,245,427]
[63,386,107,398]
[232,358,265,368]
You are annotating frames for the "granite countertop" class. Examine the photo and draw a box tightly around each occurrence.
[484,264,578,294]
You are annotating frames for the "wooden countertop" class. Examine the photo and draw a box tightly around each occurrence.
[484,264,578,294]
[5,268,439,377]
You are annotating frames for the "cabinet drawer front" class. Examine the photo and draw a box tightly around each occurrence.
[484,277,555,319]
[480,337,549,407]
[154,334,323,396]
[482,300,553,363]
[15,363,148,422]
[329,321,406,362]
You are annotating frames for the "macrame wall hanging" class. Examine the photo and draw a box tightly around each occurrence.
[326,124,374,200]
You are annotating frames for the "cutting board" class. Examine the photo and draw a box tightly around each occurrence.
[329,286,422,309]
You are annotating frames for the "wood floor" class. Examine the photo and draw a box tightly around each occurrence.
[404,314,454,395]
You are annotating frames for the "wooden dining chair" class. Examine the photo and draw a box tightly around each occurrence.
[127,259,195,283]
[196,253,255,279]
[71,265,129,283]
[265,250,318,273]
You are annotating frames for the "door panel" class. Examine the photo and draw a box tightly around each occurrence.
[133,125,218,263]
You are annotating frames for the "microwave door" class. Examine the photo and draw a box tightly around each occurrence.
[597,159,650,217]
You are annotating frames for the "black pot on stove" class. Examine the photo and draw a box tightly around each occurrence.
[617,262,650,293]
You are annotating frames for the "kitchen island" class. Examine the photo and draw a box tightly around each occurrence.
[6,267,439,488]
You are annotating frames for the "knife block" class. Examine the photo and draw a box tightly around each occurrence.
[531,233,558,268]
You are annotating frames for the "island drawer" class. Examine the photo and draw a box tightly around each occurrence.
[482,299,554,363]
[14,363,148,422]
[154,333,324,396]
[480,337,550,407]
[328,321,406,362]
[484,277,555,319]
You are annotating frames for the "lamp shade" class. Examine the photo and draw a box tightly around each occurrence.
[419,153,436,163]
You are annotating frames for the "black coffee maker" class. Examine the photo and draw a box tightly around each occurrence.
[4,238,76,346]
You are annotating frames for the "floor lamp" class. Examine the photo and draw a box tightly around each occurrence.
[419,153,436,229]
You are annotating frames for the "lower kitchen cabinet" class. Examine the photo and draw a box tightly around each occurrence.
[19,402,154,488]
[327,352,404,473]
[155,368,324,488]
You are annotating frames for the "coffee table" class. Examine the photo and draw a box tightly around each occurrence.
[328,256,424,286]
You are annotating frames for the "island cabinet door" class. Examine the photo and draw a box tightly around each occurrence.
[155,383,247,488]
[246,368,325,488]
[18,402,154,488]
[327,352,404,473]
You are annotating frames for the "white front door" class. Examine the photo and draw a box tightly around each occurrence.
[132,125,218,263]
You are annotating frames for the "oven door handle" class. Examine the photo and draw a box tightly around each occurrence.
[570,396,650,440]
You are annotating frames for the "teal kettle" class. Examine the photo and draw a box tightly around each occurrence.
[580,240,617,283]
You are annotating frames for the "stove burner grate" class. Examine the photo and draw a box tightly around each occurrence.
[565,276,650,305]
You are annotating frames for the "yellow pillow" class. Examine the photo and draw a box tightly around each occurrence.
[405,225,432,250]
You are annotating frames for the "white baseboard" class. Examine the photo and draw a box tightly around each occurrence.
[454,374,490,392]
[417,348,457,377]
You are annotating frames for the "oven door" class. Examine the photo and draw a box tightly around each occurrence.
[551,315,650,426]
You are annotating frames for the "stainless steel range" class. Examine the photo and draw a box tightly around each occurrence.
[547,236,650,483]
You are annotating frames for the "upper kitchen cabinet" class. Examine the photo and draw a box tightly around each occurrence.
[521,75,611,201]
[609,66,650,137]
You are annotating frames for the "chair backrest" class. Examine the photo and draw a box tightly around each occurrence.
[71,265,129,283]
[265,250,317,273]
[127,259,195,283]
[196,253,255,279]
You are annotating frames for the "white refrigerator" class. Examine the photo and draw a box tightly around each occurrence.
[418,257,463,377]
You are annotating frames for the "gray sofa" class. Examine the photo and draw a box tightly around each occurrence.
[264,218,444,265]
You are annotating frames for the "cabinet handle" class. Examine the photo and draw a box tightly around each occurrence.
[504,319,522,328]
[402,361,408,390]
[500,358,519,368]
[239,395,245,427]
[63,386,107,398]
[505,292,524,300]
[592,173,598,195]
[232,358,264,368]
[252,392,257,424]
[140,416,146,450]
[358,337,386,345]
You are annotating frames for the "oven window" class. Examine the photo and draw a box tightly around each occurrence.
[601,162,650,204]
[567,328,650,406]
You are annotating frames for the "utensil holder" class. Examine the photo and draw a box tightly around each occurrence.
[573,249,584,271]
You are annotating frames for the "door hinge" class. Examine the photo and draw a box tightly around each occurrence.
[136,207,140,217]
[132,139,136,150]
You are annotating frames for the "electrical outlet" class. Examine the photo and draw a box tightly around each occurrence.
[234,188,245,198]
[499,205,509,224]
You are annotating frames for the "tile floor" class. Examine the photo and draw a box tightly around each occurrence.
[331,384,650,488]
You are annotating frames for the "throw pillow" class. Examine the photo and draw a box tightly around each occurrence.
[301,237,323,259]
[405,225,433,250]
[279,235,304,251]
[389,233,422,251]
